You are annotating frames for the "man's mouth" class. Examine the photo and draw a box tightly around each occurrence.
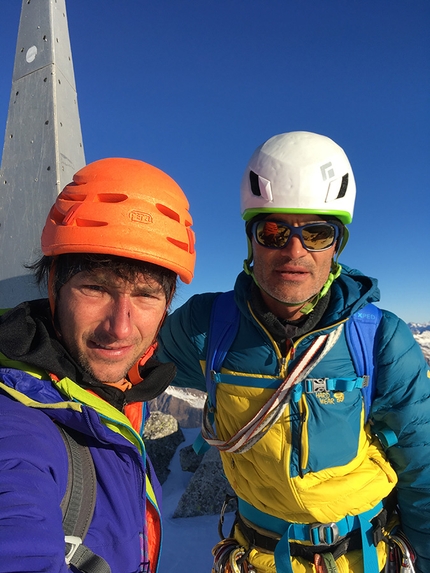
[277,265,310,274]
[275,266,312,281]
[87,340,134,358]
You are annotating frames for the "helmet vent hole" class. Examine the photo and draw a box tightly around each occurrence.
[167,237,189,252]
[61,193,87,202]
[50,206,64,224]
[249,171,262,197]
[75,219,108,227]
[96,193,128,203]
[337,174,349,199]
[157,203,180,222]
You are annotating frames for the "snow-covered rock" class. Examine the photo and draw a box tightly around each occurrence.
[412,331,430,364]
[409,322,430,335]
[409,322,430,364]
[144,412,185,484]
[148,386,206,428]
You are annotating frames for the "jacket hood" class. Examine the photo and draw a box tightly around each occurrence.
[322,265,380,324]
[0,300,98,387]
[233,265,380,326]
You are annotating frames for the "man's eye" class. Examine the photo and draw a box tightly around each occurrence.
[135,292,157,301]
[82,284,105,294]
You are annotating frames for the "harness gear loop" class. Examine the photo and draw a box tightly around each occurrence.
[202,325,343,454]
[218,494,238,540]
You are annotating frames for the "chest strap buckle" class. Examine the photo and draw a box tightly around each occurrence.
[309,522,340,545]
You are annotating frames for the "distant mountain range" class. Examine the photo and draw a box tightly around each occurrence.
[409,322,430,364]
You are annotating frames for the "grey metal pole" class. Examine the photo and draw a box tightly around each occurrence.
[0,0,85,307]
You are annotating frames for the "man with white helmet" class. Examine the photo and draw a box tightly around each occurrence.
[158,132,430,572]
[0,157,195,573]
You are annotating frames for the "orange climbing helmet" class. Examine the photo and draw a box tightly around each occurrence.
[41,158,196,283]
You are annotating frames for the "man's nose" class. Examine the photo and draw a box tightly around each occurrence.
[106,296,133,339]
[282,234,308,258]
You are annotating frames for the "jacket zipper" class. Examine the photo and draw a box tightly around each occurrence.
[248,302,351,495]
[298,411,307,479]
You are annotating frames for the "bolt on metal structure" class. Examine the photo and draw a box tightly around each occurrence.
[0,0,85,307]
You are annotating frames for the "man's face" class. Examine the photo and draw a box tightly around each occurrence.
[56,269,168,384]
[252,213,336,320]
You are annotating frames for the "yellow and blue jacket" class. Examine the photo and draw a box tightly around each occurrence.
[158,266,430,572]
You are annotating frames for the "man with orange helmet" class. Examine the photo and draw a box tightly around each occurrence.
[158,132,429,572]
[0,158,195,573]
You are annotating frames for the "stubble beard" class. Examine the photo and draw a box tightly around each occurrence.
[255,264,330,308]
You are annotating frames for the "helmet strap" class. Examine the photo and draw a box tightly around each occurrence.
[335,226,349,258]
[299,260,342,314]
[298,226,347,313]
[243,237,254,276]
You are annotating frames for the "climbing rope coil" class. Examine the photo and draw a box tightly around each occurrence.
[202,326,344,454]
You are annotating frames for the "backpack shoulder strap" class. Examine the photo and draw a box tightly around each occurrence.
[344,303,382,421]
[57,424,112,573]
[194,292,240,455]
[205,291,240,409]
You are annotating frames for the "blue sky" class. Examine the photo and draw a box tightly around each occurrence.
[1,1,429,323]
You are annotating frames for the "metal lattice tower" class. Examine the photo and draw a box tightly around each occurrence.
[0,0,85,306]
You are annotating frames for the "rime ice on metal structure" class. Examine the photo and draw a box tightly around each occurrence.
[0,0,85,306]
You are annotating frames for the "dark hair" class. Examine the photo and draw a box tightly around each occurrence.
[29,253,177,302]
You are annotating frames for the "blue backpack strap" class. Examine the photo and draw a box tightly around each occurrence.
[345,303,382,421]
[205,291,240,409]
[194,291,240,455]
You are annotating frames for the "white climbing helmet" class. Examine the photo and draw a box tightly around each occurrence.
[240,131,356,224]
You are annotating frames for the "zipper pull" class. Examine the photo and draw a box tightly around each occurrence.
[280,339,295,370]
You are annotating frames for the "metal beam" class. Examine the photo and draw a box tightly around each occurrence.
[0,0,85,306]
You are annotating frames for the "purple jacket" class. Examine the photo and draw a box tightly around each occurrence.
[0,367,162,573]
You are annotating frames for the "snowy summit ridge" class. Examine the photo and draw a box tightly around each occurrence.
[408,322,430,365]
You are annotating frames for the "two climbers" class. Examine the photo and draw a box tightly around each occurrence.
[0,158,195,572]
[158,132,430,572]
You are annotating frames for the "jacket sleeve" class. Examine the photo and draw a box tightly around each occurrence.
[370,311,430,573]
[0,395,69,573]
[158,293,219,392]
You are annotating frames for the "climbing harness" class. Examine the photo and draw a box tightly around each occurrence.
[214,493,410,573]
